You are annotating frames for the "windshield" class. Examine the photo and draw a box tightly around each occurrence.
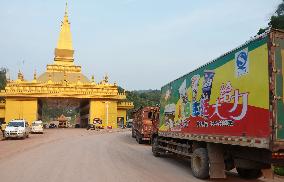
[8,122,24,127]
[32,123,42,126]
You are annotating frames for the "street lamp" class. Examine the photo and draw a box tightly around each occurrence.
[103,101,110,127]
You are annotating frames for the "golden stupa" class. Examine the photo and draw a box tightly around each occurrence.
[0,3,133,128]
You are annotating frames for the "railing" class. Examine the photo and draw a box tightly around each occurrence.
[118,101,134,108]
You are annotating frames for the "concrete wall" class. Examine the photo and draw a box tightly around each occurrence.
[89,100,118,128]
[5,98,38,124]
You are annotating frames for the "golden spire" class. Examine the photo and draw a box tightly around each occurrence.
[57,2,73,50]
[54,1,74,65]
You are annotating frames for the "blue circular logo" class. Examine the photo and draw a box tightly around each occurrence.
[237,52,247,69]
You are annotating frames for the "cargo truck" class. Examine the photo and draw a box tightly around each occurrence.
[151,29,284,179]
[132,106,159,144]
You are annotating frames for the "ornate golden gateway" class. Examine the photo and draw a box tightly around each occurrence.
[0,3,133,128]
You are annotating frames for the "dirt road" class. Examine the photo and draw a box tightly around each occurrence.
[0,129,281,182]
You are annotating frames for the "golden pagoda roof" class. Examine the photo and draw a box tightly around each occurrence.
[57,114,67,121]
[38,72,90,84]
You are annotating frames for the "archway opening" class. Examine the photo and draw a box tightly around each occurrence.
[38,98,90,128]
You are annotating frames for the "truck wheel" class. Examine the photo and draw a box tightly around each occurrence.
[152,136,160,157]
[236,168,262,179]
[136,134,142,144]
[131,129,135,138]
[191,148,209,179]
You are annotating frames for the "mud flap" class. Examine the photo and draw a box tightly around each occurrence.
[207,143,226,178]
[262,167,274,179]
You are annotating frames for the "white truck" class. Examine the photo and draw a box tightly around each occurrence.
[4,119,30,139]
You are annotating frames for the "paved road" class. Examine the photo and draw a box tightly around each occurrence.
[0,129,281,182]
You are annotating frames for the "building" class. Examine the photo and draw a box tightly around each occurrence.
[0,3,134,128]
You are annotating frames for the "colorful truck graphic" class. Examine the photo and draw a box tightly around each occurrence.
[152,29,284,179]
[160,36,270,139]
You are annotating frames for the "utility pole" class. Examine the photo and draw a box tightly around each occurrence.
[103,101,110,127]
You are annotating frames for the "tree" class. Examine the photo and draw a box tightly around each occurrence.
[275,0,284,16]
[258,0,284,34]
[0,67,8,90]
[270,0,284,30]
[124,89,161,118]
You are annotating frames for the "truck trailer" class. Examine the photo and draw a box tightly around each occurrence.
[152,29,284,179]
[132,106,159,144]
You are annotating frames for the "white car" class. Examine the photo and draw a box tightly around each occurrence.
[4,119,30,139]
[31,120,44,134]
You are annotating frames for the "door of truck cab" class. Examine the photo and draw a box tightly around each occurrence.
[273,30,284,141]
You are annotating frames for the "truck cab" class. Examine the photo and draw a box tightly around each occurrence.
[132,106,159,144]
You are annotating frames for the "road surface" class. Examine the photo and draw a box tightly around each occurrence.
[0,129,281,182]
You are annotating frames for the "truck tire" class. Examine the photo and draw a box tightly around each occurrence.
[152,136,160,157]
[136,134,142,144]
[191,148,209,179]
[236,168,262,179]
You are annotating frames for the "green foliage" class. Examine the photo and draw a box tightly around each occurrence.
[41,100,78,123]
[125,89,161,118]
[0,67,7,90]
[270,0,284,30]
[274,166,284,176]
[257,27,269,35]
[275,0,284,16]
[257,0,284,35]
[270,15,284,30]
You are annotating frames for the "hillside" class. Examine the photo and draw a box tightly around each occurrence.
[124,89,161,117]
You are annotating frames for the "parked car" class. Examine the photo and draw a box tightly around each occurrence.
[126,119,133,128]
[4,119,30,139]
[31,120,44,134]
[49,123,57,128]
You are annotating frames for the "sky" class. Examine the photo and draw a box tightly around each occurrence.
[0,0,281,90]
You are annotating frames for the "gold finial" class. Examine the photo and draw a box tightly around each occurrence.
[104,73,109,83]
[65,1,68,16]
[33,69,37,80]
[91,75,96,82]
[17,70,21,79]
[17,70,24,81]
